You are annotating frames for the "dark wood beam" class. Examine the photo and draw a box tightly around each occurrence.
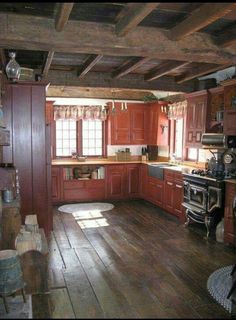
[216,25,236,48]
[77,54,103,78]
[36,69,194,93]
[116,3,160,36]
[0,49,6,69]
[145,61,190,81]
[55,3,74,32]
[175,63,231,84]
[42,50,54,78]
[169,3,236,40]
[1,14,236,64]
[113,57,150,79]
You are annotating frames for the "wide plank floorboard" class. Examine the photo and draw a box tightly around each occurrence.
[35,199,236,318]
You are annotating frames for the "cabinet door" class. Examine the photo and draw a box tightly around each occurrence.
[146,177,163,207]
[106,165,125,199]
[224,109,236,135]
[140,164,148,199]
[164,180,175,213]
[195,99,207,145]
[174,181,183,217]
[185,101,195,147]
[52,167,61,203]
[147,104,159,145]
[130,104,147,144]
[111,103,130,145]
[126,164,140,198]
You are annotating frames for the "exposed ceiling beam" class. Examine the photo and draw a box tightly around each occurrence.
[113,57,150,79]
[169,3,236,41]
[1,14,236,64]
[77,54,103,78]
[0,49,6,69]
[36,69,194,93]
[175,63,231,84]
[42,50,54,78]
[115,3,160,36]
[55,3,74,32]
[216,25,236,48]
[145,61,190,81]
[47,86,156,100]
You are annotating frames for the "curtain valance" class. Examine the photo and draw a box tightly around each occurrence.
[54,105,107,121]
[167,100,187,120]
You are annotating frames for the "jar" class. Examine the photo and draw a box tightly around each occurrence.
[3,190,14,203]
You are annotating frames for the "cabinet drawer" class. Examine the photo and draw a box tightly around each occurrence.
[64,180,85,189]
[86,179,105,189]
[174,171,183,181]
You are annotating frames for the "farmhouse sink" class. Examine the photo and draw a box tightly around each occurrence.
[147,163,180,180]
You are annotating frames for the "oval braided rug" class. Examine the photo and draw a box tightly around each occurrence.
[58,202,114,214]
[207,265,233,313]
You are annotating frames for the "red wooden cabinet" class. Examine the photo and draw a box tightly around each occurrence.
[224,108,236,135]
[2,83,52,236]
[106,165,126,199]
[108,102,147,145]
[164,169,184,219]
[126,164,140,198]
[106,164,140,199]
[147,102,169,146]
[110,103,130,145]
[185,91,208,148]
[140,164,148,199]
[52,166,62,203]
[146,176,164,208]
[130,104,147,144]
[224,182,236,246]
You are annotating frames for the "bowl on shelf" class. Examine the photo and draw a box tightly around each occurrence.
[78,172,90,178]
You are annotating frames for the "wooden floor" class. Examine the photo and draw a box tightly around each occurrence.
[33,200,236,318]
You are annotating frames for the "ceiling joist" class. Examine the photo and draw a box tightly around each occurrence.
[169,3,236,41]
[77,54,103,78]
[115,3,160,37]
[216,25,236,48]
[55,3,74,32]
[145,61,190,81]
[42,50,54,78]
[175,63,231,84]
[1,14,236,65]
[112,57,150,79]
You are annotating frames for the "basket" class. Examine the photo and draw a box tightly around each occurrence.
[116,151,131,161]
[19,68,34,81]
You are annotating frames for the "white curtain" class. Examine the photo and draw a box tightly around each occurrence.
[167,100,187,120]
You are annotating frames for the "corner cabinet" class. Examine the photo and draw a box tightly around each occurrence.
[108,102,147,145]
[2,83,52,236]
[185,90,208,148]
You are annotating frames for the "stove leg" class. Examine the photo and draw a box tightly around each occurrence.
[184,211,190,227]
[204,216,210,238]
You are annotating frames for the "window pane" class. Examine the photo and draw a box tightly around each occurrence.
[188,148,198,160]
[56,120,77,157]
[82,120,103,156]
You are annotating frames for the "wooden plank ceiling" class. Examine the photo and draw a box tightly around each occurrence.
[1,2,236,97]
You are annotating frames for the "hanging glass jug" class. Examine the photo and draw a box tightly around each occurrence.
[5,52,21,82]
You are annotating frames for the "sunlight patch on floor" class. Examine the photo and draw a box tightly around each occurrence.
[72,209,109,229]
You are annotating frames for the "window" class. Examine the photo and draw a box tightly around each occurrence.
[55,119,105,158]
[174,118,184,159]
[56,120,77,157]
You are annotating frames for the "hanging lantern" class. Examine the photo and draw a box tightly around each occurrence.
[5,52,21,82]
